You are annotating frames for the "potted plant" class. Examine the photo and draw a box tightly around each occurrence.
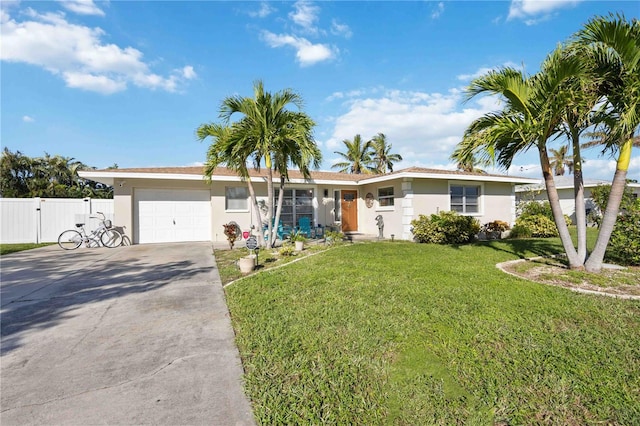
[289,230,307,251]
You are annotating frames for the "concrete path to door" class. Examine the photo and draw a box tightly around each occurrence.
[1,242,255,425]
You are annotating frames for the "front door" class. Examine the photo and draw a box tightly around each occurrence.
[341,190,358,232]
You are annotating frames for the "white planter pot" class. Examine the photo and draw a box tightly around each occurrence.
[295,241,304,251]
[238,256,255,274]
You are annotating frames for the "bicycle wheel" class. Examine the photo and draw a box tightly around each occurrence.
[58,230,83,250]
[100,228,123,248]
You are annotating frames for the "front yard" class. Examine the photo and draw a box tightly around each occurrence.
[221,239,640,424]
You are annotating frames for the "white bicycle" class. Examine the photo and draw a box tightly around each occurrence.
[58,212,123,250]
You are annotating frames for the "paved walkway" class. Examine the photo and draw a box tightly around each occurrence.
[1,243,255,425]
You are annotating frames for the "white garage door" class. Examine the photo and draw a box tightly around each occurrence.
[135,189,211,244]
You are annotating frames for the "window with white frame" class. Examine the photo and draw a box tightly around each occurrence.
[378,186,394,207]
[275,188,314,228]
[450,185,480,213]
[225,186,248,210]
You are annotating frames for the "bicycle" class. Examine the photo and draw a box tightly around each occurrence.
[58,212,123,250]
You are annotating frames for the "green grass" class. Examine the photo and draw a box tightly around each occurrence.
[224,239,640,425]
[0,243,54,256]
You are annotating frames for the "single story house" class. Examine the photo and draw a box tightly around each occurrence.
[515,176,640,223]
[78,166,538,244]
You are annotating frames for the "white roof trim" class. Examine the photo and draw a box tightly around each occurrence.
[79,169,538,186]
[359,171,539,185]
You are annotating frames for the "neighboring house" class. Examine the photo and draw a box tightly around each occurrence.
[515,176,640,223]
[78,166,538,244]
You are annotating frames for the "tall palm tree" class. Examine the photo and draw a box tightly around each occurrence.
[452,48,586,268]
[197,80,320,248]
[549,144,574,176]
[370,133,403,173]
[270,113,322,244]
[573,14,640,272]
[332,134,375,174]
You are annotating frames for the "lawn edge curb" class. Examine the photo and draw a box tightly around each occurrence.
[496,257,640,300]
[222,243,357,289]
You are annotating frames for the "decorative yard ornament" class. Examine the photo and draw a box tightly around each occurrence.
[375,215,384,239]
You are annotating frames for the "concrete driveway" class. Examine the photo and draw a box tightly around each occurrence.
[1,243,255,425]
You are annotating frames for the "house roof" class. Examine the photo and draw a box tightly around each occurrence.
[516,175,640,192]
[78,165,539,186]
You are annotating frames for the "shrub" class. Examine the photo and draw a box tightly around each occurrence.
[482,220,511,233]
[411,211,480,244]
[325,230,345,245]
[515,215,559,238]
[605,208,640,266]
[509,224,532,239]
[223,222,240,249]
[279,243,296,257]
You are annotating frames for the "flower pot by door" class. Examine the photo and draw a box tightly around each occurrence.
[295,241,304,251]
[238,256,255,274]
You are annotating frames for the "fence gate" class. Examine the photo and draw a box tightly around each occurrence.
[0,198,114,244]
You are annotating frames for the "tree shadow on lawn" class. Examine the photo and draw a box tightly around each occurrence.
[474,238,564,260]
[0,247,213,355]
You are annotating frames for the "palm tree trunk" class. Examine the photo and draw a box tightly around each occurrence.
[539,146,582,269]
[272,175,286,243]
[584,137,632,272]
[570,124,587,263]
[246,177,266,248]
[265,157,275,248]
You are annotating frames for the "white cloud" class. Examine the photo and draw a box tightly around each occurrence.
[249,2,275,19]
[22,115,35,123]
[331,19,352,39]
[180,65,197,80]
[289,0,320,34]
[431,2,444,20]
[507,0,582,23]
[261,31,335,66]
[0,7,195,94]
[323,88,497,169]
[457,61,521,81]
[57,0,105,17]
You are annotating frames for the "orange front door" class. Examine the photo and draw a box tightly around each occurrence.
[341,190,358,232]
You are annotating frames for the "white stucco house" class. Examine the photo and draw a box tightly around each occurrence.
[78,166,538,245]
[515,176,640,223]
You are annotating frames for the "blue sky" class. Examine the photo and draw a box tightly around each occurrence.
[2,0,638,182]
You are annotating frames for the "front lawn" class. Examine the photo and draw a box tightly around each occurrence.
[0,243,54,256]
[224,239,640,424]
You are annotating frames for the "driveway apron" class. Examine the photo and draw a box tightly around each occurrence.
[1,243,255,425]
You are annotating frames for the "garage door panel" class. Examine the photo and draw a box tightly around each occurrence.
[134,189,211,244]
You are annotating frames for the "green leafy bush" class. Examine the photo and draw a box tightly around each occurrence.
[515,215,559,238]
[411,211,480,244]
[605,208,640,266]
[509,224,532,239]
[513,200,571,238]
[279,243,296,257]
[325,230,345,245]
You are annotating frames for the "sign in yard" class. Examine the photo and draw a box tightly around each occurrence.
[246,236,258,250]
[242,231,250,240]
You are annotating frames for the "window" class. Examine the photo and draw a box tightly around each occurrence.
[378,187,394,207]
[225,186,248,210]
[275,189,314,228]
[334,190,341,222]
[450,185,480,214]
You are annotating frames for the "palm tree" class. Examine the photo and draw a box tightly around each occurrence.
[197,80,320,248]
[452,48,586,269]
[549,144,574,176]
[572,14,640,272]
[370,133,403,173]
[332,134,375,174]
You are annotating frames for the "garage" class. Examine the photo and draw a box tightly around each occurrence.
[134,189,211,244]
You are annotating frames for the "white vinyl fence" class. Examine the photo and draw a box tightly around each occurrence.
[1,198,114,244]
